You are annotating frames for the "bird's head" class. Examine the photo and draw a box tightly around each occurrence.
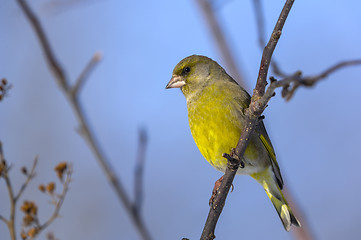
[165,55,223,98]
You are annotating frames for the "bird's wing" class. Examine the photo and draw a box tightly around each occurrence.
[257,121,284,189]
[230,82,283,187]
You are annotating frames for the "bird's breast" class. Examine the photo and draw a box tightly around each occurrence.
[186,84,267,174]
[187,88,243,170]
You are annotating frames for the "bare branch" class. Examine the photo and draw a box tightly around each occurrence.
[282,59,361,100]
[133,127,148,217]
[15,1,152,239]
[252,0,294,101]
[196,0,247,87]
[308,59,361,82]
[252,0,266,48]
[16,0,68,89]
[252,0,287,77]
[261,59,361,102]
[201,1,295,238]
[0,140,5,163]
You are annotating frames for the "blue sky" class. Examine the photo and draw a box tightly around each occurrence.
[1,0,361,239]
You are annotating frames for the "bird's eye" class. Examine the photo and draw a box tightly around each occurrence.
[184,67,191,73]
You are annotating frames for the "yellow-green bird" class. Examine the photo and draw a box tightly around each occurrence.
[166,55,301,231]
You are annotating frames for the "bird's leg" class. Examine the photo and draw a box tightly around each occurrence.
[223,150,245,169]
[209,175,234,207]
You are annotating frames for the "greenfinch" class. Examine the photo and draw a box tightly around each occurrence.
[166,55,300,231]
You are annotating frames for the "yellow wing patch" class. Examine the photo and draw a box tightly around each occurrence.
[259,134,284,188]
[259,134,276,161]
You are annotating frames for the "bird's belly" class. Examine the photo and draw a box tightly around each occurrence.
[188,101,267,175]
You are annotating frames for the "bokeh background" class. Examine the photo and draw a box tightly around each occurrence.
[1,0,361,239]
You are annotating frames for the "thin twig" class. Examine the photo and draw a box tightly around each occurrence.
[282,59,361,100]
[252,0,266,48]
[16,162,72,239]
[196,0,247,87]
[0,144,9,226]
[201,1,295,239]
[1,142,17,240]
[252,0,287,77]
[71,52,103,97]
[307,59,361,82]
[39,166,72,230]
[15,156,38,202]
[261,59,361,102]
[133,127,148,218]
[0,215,8,224]
[1,143,38,240]
[15,1,152,239]
[0,141,5,161]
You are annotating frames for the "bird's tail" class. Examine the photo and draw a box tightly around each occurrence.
[252,168,301,231]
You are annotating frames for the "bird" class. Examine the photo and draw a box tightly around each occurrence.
[165,55,300,231]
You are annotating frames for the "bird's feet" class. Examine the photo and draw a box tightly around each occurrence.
[209,175,234,207]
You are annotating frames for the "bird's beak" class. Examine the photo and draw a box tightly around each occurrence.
[165,76,186,89]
